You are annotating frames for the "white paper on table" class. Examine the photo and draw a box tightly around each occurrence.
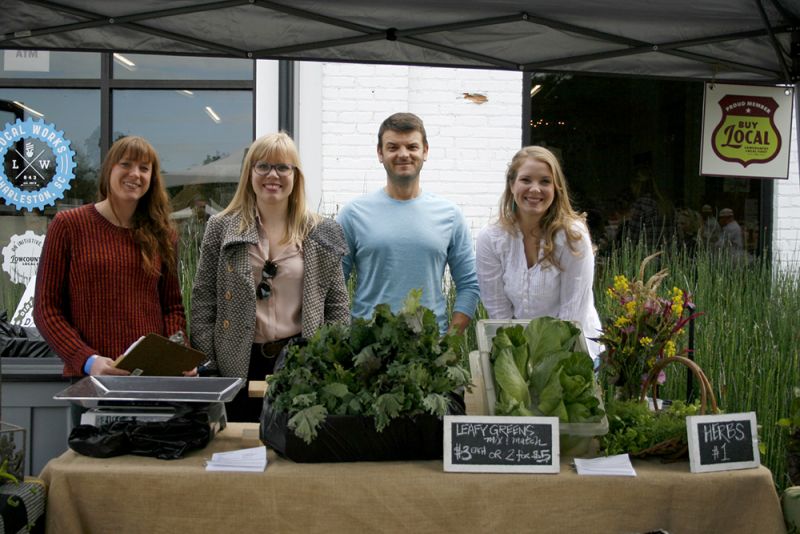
[574,454,637,477]
[205,445,267,472]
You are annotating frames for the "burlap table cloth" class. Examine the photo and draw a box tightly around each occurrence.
[39,423,785,534]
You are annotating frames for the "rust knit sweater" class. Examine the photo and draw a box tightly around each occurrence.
[33,204,186,377]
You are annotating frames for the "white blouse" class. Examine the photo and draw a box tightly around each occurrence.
[476,221,603,361]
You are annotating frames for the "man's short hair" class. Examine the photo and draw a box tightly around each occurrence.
[720,208,734,217]
[378,112,428,148]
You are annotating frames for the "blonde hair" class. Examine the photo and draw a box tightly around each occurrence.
[221,132,317,243]
[97,136,176,275]
[498,146,587,270]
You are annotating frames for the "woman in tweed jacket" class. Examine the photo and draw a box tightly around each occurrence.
[191,132,349,421]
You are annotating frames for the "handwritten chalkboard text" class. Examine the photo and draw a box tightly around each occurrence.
[444,415,560,473]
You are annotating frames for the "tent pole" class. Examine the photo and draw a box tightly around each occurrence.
[793,30,799,176]
[521,72,531,147]
[279,60,295,138]
[754,0,794,83]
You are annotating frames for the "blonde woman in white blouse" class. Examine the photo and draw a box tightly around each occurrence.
[476,146,602,363]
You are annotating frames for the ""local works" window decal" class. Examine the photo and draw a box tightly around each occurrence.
[0,118,76,211]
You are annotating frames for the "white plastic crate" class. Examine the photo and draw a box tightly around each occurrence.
[474,319,609,456]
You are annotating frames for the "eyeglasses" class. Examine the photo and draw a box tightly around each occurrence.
[253,162,294,177]
[256,260,278,300]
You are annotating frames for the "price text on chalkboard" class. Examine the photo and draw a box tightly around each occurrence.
[686,412,760,473]
[443,415,560,473]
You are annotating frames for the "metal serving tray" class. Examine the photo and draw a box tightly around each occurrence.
[54,376,244,407]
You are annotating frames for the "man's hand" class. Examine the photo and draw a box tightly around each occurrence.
[90,356,130,376]
[448,312,471,335]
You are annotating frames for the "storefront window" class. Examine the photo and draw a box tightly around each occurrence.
[0,88,102,314]
[113,89,252,222]
[528,73,766,258]
[0,52,255,318]
[112,54,252,80]
[0,89,102,212]
[1,51,100,79]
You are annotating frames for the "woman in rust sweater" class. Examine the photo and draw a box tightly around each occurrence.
[34,136,186,378]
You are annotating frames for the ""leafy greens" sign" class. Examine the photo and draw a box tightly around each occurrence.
[443,415,560,473]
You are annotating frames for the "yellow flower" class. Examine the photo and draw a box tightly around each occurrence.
[599,255,698,399]
[671,287,684,316]
[613,275,630,293]
[614,316,630,327]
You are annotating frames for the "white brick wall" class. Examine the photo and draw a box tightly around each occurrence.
[773,104,800,272]
[315,63,523,237]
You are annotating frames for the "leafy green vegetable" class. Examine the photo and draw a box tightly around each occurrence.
[599,399,701,455]
[267,289,470,444]
[490,317,604,424]
[524,316,579,369]
[288,405,328,442]
[493,344,531,409]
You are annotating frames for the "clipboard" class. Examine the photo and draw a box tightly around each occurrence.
[113,333,206,376]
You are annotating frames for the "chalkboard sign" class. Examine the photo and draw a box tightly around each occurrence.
[686,412,760,473]
[443,415,560,473]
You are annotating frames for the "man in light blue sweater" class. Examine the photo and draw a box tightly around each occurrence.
[336,112,480,334]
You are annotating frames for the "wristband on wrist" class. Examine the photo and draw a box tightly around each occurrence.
[83,355,98,375]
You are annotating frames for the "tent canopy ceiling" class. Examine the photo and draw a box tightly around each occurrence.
[1,0,798,84]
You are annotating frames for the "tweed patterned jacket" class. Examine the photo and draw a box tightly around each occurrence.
[190,211,350,378]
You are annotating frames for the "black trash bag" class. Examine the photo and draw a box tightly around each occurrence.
[0,310,26,337]
[68,406,216,460]
[260,392,465,463]
[68,424,130,458]
[0,310,56,358]
[126,415,213,459]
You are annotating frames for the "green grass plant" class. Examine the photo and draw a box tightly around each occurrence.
[595,240,800,492]
[177,220,203,337]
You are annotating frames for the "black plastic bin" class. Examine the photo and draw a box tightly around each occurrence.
[260,395,464,463]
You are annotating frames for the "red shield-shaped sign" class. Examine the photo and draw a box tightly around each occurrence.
[711,95,781,167]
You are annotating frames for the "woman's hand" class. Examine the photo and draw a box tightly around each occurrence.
[182,367,199,377]
[90,356,130,376]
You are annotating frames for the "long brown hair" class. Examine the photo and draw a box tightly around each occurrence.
[498,146,587,270]
[222,132,317,243]
[98,136,176,275]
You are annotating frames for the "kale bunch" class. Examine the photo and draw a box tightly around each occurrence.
[266,290,470,444]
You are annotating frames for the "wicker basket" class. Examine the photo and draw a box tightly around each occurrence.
[629,356,719,460]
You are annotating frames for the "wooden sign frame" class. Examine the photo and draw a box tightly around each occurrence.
[686,412,760,473]
[443,415,560,474]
